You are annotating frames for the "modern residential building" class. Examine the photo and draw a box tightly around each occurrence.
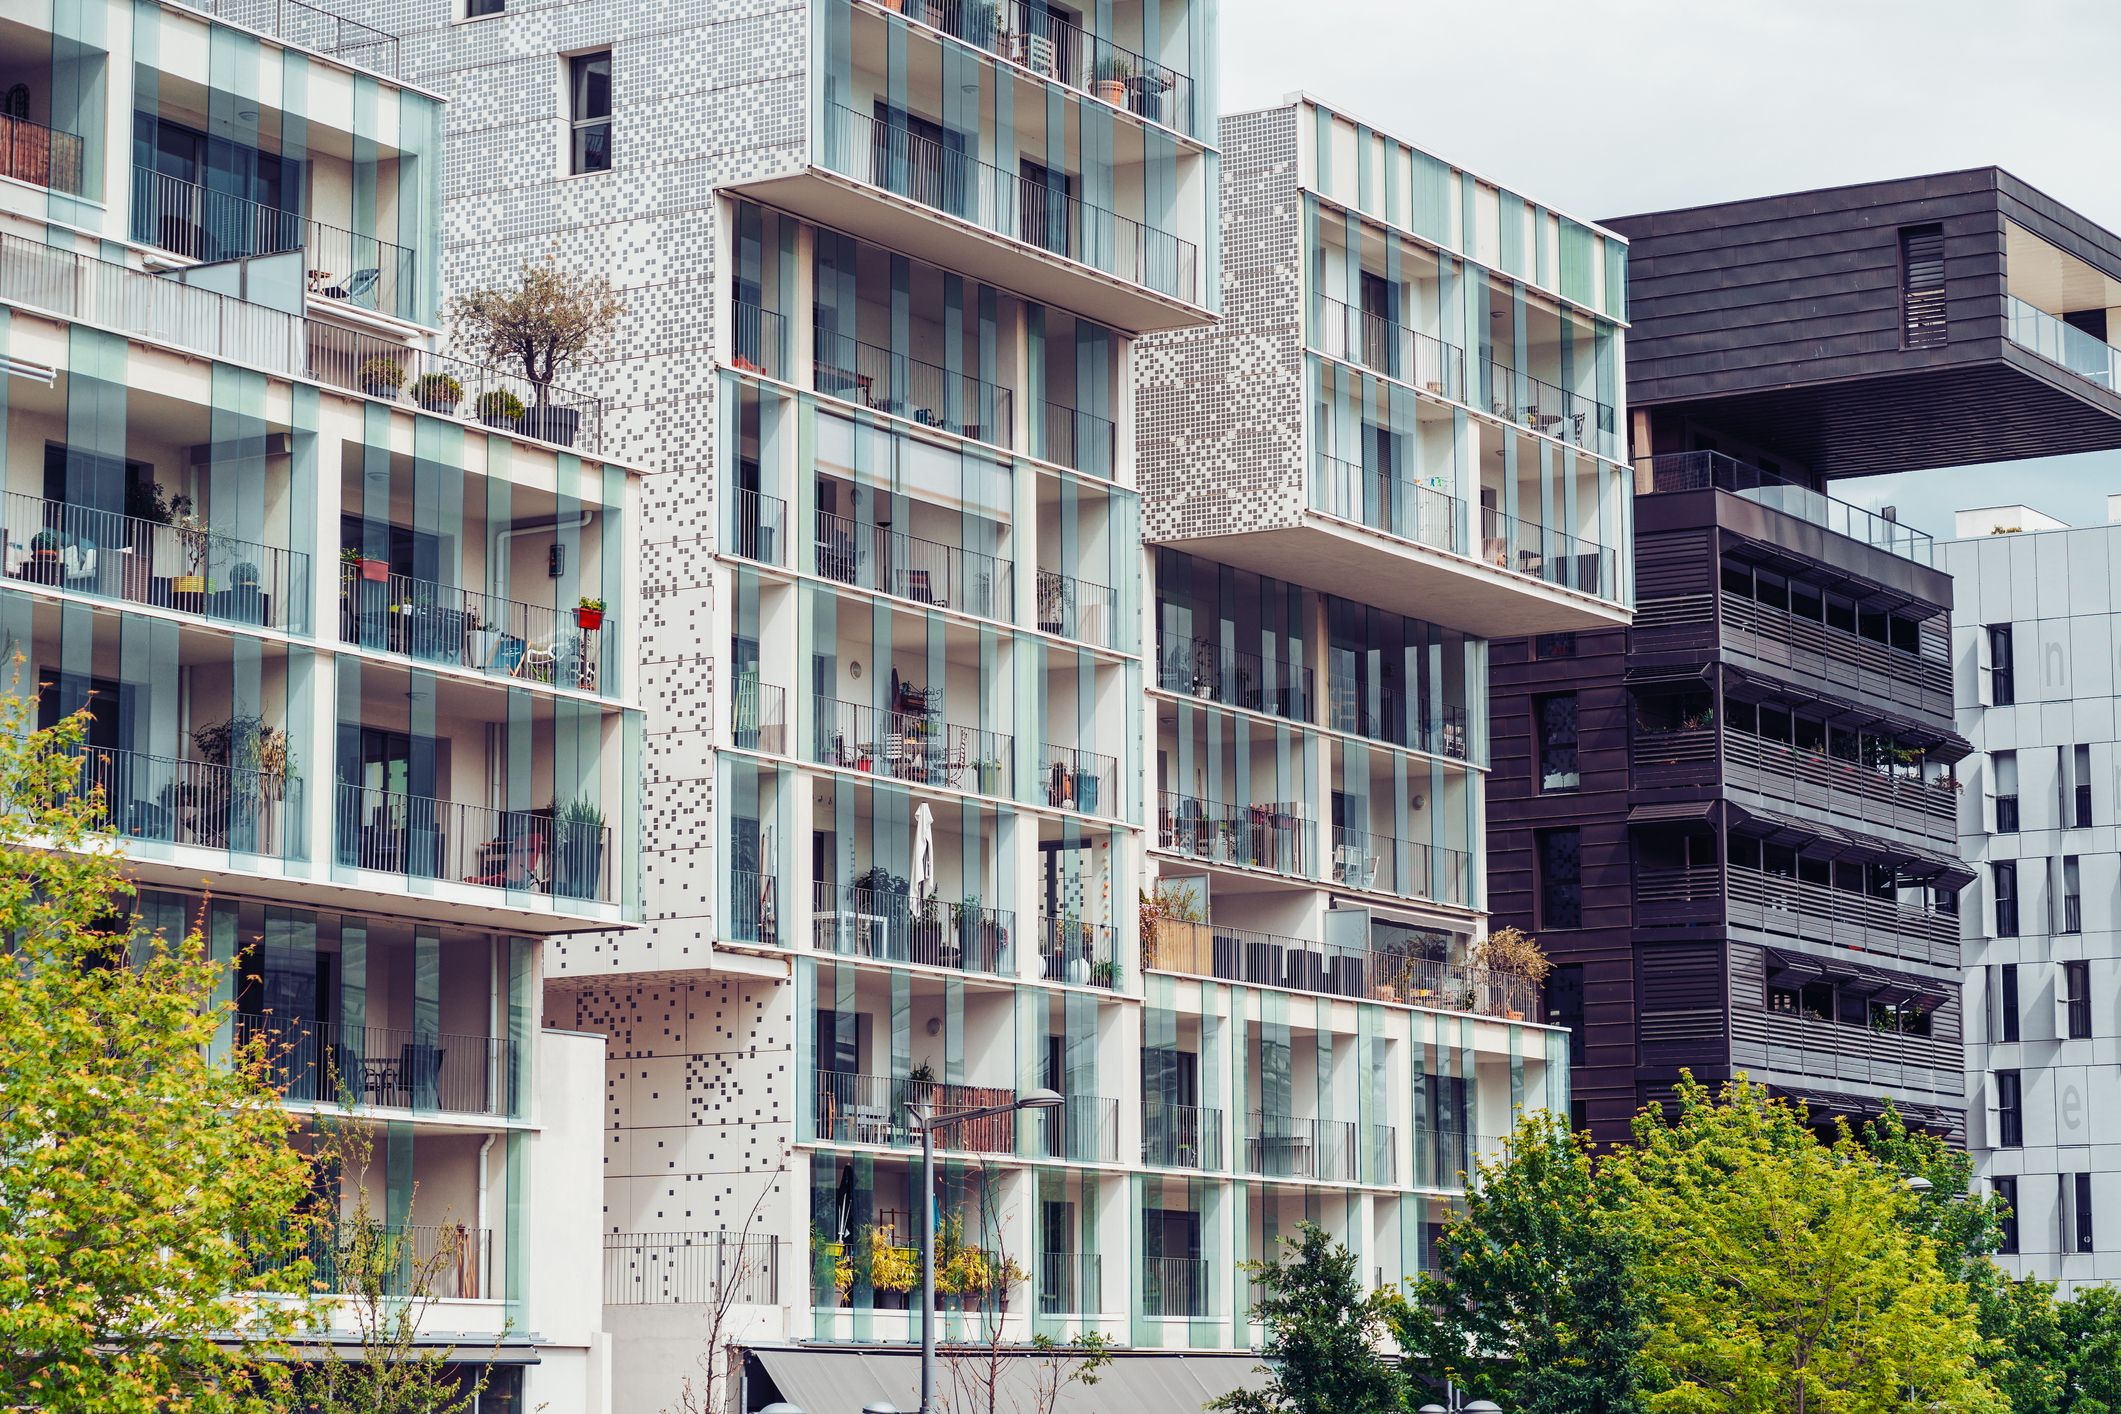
[1950,500,2121,1293]
[0,2,642,1406]
[1490,168,2121,1149]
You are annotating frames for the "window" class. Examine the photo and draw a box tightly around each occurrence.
[1533,632,1576,660]
[1536,828,1582,930]
[1995,1176,2020,1254]
[1545,964,1586,1066]
[465,0,503,14]
[1999,964,2021,1044]
[2075,744,2093,827]
[1994,861,2018,937]
[568,51,612,174]
[1900,224,1946,348]
[1993,750,2019,833]
[2061,856,2082,935]
[1995,1069,2023,1149]
[2074,1173,2095,1253]
[1988,624,2016,705]
[2065,960,2092,1040]
[1537,694,1580,793]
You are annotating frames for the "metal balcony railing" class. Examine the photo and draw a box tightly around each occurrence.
[813,505,1012,617]
[811,881,1016,976]
[1037,399,1117,477]
[1327,687,1471,761]
[252,1222,489,1298]
[1035,567,1118,648]
[1141,1100,1222,1168]
[1313,455,1461,554]
[1038,741,1117,817]
[174,0,400,75]
[1039,1250,1102,1315]
[4,489,311,634]
[337,565,605,690]
[604,1231,780,1306]
[228,1011,515,1116]
[1331,824,1472,908]
[1635,451,1935,566]
[1142,1255,1208,1317]
[1475,354,1619,460]
[1715,593,1953,713]
[1721,729,1958,834]
[1477,505,1615,598]
[730,678,787,755]
[1242,1112,1359,1181]
[1040,1094,1120,1162]
[58,741,304,860]
[812,1068,1018,1152]
[1157,790,1313,875]
[819,103,1198,303]
[728,487,788,565]
[1315,297,1465,400]
[730,301,788,381]
[1157,631,1312,720]
[1039,915,1119,989]
[0,111,87,196]
[727,868,780,947]
[813,324,1016,447]
[1636,865,1959,968]
[334,783,613,903]
[1144,917,1543,1020]
[811,693,1015,797]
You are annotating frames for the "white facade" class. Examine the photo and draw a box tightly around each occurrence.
[1949,516,2121,1294]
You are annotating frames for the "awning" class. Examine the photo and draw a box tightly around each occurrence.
[1626,799,1718,825]
[1623,661,1714,687]
[1725,802,1974,889]
[748,1345,1262,1414]
[1769,1084,1964,1135]
[1762,947,1953,1004]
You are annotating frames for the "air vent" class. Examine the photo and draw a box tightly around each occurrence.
[1901,224,1947,349]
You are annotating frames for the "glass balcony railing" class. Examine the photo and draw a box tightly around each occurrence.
[1313,455,1460,552]
[2008,294,2120,391]
[818,102,1199,304]
[334,783,613,903]
[229,1011,516,1117]
[813,324,1015,446]
[1314,297,1465,400]
[337,563,607,691]
[0,111,87,196]
[1037,740,1118,816]
[60,741,305,860]
[1634,450,1934,566]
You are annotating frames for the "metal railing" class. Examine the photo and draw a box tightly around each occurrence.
[1722,729,1958,833]
[1476,505,1614,598]
[229,1012,515,1116]
[729,487,787,565]
[811,881,1016,976]
[1717,592,1954,714]
[1037,399,1117,477]
[812,1068,1018,1152]
[1157,631,1312,720]
[810,693,1016,796]
[1037,741,1117,817]
[731,301,788,380]
[1634,865,1960,966]
[4,490,311,634]
[731,678,787,755]
[1141,1100,1222,1168]
[61,741,304,860]
[1327,688,1471,761]
[814,325,1015,447]
[1242,1112,1359,1181]
[1041,1094,1120,1162]
[0,111,87,196]
[1315,297,1465,399]
[1144,917,1543,1020]
[254,1222,489,1298]
[1039,1251,1102,1315]
[337,565,603,689]
[1331,824,1471,907]
[604,1231,780,1306]
[727,868,780,946]
[819,103,1198,303]
[334,782,613,903]
[1142,1255,1208,1318]
[813,505,1012,616]
[1475,354,1619,460]
[1039,915,1119,989]
[309,319,606,452]
[174,0,400,75]
[2009,295,2119,392]
[1035,567,1118,648]
[1157,790,1313,875]
[1634,451,1934,566]
[1313,455,1461,554]
[132,166,419,323]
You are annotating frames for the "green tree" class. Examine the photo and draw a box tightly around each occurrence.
[2056,1285,2121,1414]
[1392,1111,1647,1414]
[0,677,318,1413]
[1609,1076,2004,1414]
[1211,1222,1403,1414]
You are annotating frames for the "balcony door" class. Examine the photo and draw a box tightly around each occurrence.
[131,111,304,262]
[870,103,967,219]
[1020,159,1076,259]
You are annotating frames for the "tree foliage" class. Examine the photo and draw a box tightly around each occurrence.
[1211,1222,1402,1414]
[450,258,625,398]
[0,676,317,1413]
[1393,1111,1647,1414]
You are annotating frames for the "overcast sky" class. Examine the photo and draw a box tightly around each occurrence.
[1219,0,2121,542]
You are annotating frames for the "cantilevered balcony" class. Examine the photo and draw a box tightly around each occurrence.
[813,1069,1019,1152]
[1635,451,1935,566]
[1037,741,1117,817]
[65,741,305,860]
[333,783,613,903]
[813,325,1016,448]
[810,692,1014,795]
[1473,354,1619,461]
[1038,915,1119,988]
[1634,863,1960,968]
[1147,917,1542,1018]
[812,506,1013,618]
[1241,1112,1358,1182]
[1141,1099,1222,1168]
[1330,824,1472,908]
[1035,567,1118,647]
[1157,790,1312,875]
[233,1012,517,1118]
[1315,297,1465,401]
[1038,1095,1121,1163]
[337,563,605,693]
[811,881,1017,976]
[255,1223,490,1300]
[1156,631,1312,720]
[1035,400,1117,477]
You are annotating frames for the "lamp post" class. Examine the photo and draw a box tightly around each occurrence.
[906,1086,1065,1414]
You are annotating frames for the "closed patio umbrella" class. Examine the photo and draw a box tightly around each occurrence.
[912,801,936,911]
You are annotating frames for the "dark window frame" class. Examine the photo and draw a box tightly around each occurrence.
[1995,1175,2020,1254]
[1993,861,2018,938]
[1535,826,1583,931]
[568,50,613,175]
[2065,959,2092,1040]
[1996,1069,2023,1149]
[1535,692,1580,794]
[1989,623,2016,705]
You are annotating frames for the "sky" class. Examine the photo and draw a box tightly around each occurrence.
[1218,0,2121,543]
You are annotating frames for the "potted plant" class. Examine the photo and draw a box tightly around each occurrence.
[358,355,405,399]
[1091,56,1132,105]
[1471,925,1551,1021]
[555,795,608,899]
[1071,767,1101,815]
[169,495,213,601]
[464,609,499,669]
[26,529,62,584]
[1089,958,1117,988]
[970,756,1003,794]
[451,259,625,448]
[475,389,525,429]
[575,595,606,630]
[229,559,264,624]
[412,370,464,414]
[869,1226,918,1300]
[124,479,174,603]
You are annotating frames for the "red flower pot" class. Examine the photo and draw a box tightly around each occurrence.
[360,557,389,583]
[575,607,605,630]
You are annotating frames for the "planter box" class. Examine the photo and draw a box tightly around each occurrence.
[360,558,390,584]
[575,607,605,631]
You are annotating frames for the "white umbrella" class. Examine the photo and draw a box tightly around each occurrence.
[912,801,936,911]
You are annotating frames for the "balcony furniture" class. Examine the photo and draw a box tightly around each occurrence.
[817,528,860,583]
[466,825,546,891]
[817,908,892,959]
[398,1042,445,1108]
[1010,30,1056,77]
[907,568,946,607]
[321,267,381,306]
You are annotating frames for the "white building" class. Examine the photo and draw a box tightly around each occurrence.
[1951,499,2121,1293]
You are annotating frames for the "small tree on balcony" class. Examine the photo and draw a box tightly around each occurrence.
[450,258,625,410]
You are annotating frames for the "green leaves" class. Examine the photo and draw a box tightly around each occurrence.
[1212,1224,1403,1414]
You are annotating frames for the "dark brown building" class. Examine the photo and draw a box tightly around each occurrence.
[1491,169,2121,1145]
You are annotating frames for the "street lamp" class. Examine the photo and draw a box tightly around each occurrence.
[906,1087,1065,1414]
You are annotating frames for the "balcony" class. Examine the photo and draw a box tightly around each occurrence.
[0,111,87,196]
[1331,825,1472,909]
[337,565,605,692]
[1635,451,1935,567]
[1630,725,1716,789]
[732,302,789,381]
[813,506,1013,618]
[1474,355,1618,461]
[1156,632,1312,720]
[1156,791,1312,875]
[234,1012,516,1117]
[1038,1251,1101,1315]
[132,166,419,325]
[1713,593,1953,722]
[1141,1099,1222,1168]
[814,325,1016,448]
[333,784,614,903]
[811,881,1017,976]
[1037,741,1117,817]
[1038,915,1119,989]
[1328,691,1471,762]
[1036,400,1117,478]
[1241,1113,1358,1182]
[1635,865,1959,968]
[1142,1255,1207,1317]
[4,490,311,635]
[259,1222,491,1300]
[604,1231,781,1306]
[1314,297,1466,400]
[731,679,788,755]
[1314,456,1460,556]
[1147,917,1542,1019]
[1722,730,1957,841]
[1035,567,1119,648]
[1476,506,1615,599]
[812,1068,1018,1153]
[1741,1007,1964,1101]
[811,693,1015,796]
[729,487,789,566]
[173,0,401,75]
[1039,1094,1120,1163]
[2008,295,2119,392]
[66,741,305,861]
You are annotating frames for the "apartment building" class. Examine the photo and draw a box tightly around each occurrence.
[1951,500,2121,1293]
[0,3,642,1406]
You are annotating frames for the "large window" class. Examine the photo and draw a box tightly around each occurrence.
[1988,624,2016,705]
[2074,744,2093,826]
[1999,964,2021,1044]
[2073,1172,2095,1254]
[1993,750,2018,833]
[568,51,612,175]
[1537,694,1580,793]
[2060,856,2083,935]
[1536,827,1582,930]
[1995,1069,2023,1149]
[1900,224,1946,349]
